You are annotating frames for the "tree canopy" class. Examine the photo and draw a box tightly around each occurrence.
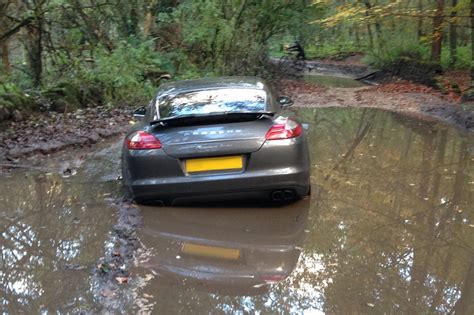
[1,0,474,113]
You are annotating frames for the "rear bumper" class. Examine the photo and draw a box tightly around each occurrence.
[122,135,311,203]
[129,169,310,202]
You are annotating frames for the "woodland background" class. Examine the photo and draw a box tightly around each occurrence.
[1,0,474,121]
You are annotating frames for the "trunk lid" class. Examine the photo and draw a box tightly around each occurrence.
[153,119,272,158]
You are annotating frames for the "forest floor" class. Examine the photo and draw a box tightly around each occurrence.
[0,65,473,164]
[0,106,131,164]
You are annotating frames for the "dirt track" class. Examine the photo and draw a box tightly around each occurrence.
[279,79,473,133]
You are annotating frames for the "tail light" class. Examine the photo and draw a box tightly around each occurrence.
[265,117,302,140]
[126,131,162,150]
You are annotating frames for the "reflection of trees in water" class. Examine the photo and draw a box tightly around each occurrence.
[159,89,267,118]
[131,274,324,314]
[0,173,114,312]
[127,109,472,313]
[302,109,474,314]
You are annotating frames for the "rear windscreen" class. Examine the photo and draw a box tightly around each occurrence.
[158,88,267,119]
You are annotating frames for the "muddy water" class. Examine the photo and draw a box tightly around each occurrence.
[1,108,473,314]
[302,74,366,88]
[0,141,123,313]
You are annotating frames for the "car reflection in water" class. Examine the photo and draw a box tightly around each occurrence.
[134,198,310,295]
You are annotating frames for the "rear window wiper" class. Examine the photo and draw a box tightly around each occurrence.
[150,111,275,126]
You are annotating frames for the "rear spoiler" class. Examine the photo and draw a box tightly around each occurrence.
[150,112,275,127]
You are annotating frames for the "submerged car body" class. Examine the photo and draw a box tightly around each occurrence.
[121,77,310,204]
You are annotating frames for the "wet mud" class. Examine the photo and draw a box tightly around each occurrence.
[0,105,131,163]
[280,79,474,133]
[301,74,366,88]
[305,59,377,80]
[1,108,473,313]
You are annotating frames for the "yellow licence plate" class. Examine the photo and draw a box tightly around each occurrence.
[182,243,241,260]
[185,155,243,173]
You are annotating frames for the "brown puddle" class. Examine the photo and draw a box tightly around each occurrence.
[1,108,473,314]
[0,141,123,313]
[302,74,366,88]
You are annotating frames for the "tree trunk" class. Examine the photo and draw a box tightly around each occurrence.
[1,39,10,75]
[449,0,458,67]
[471,0,474,84]
[26,21,43,87]
[431,0,445,64]
[364,1,374,49]
[471,0,474,90]
[143,0,159,37]
[462,0,474,101]
[25,15,43,87]
[21,0,47,87]
[418,0,423,39]
[354,27,361,48]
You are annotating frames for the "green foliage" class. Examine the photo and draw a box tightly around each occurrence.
[42,82,87,112]
[363,32,471,71]
[314,0,473,72]
[441,45,472,70]
[2,1,320,119]
[0,86,38,121]
[159,0,323,77]
[363,35,431,68]
[54,40,170,105]
[0,81,22,95]
[305,42,360,60]
[2,0,474,122]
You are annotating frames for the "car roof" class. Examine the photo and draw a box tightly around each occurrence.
[157,76,267,96]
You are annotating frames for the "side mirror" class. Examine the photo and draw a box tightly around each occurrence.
[132,106,147,120]
[277,96,294,108]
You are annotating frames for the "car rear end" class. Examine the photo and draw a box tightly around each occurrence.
[122,80,310,204]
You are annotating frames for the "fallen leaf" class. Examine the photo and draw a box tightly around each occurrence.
[116,276,129,284]
[101,289,115,297]
[98,263,110,273]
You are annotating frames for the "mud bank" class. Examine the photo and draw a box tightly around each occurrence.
[279,80,473,133]
[0,105,131,163]
[306,59,377,80]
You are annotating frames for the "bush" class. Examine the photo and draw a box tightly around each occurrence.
[305,42,360,60]
[53,39,172,105]
[381,52,441,87]
[441,45,471,70]
[0,82,39,122]
[363,36,430,68]
[42,82,89,112]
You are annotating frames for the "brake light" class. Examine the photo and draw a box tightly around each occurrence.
[126,131,162,150]
[265,117,302,140]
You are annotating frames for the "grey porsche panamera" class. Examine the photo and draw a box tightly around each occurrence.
[121,77,310,204]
